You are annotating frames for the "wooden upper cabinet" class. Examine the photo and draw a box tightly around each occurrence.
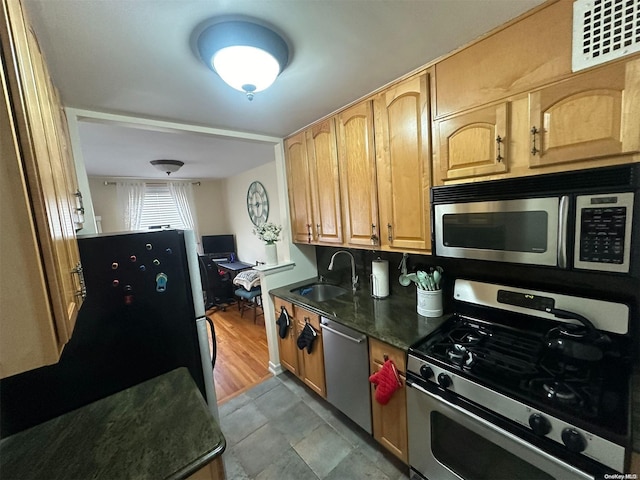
[528,58,640,169]
[337,100,379,247]
[374,71,431,252]
[1,0,83,378]
[435,102,509,183]
[435,0,572,118]
[284,132,313,244]
[306,118,343,245]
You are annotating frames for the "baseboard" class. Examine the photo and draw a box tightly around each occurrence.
[269,361,283,376]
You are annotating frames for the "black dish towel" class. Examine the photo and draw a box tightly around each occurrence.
[296,322,317,353]
[276,308,290,339]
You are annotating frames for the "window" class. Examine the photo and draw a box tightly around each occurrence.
[139,183,188,229]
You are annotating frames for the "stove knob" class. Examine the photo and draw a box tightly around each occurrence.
[437,373,452,389]
[561,428,587,453]
[528,414,551,436]
[419,365,434,380]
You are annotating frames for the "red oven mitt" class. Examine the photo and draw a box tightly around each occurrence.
[369,359,402,405]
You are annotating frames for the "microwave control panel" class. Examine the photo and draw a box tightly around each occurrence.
[574,192,634,273]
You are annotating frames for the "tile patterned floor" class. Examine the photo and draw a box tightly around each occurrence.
[218,371,411,480]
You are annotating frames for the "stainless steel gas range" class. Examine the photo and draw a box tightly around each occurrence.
[406,279,632,480]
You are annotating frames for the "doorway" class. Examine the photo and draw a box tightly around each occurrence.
[206,305,270,404]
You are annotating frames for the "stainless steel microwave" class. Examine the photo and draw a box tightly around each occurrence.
[431,164,640,274]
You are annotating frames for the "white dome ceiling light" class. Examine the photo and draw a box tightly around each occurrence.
[150,159,184,175]
[196,20,289,101]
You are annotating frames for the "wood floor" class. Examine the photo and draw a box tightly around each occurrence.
[206,303,271,405]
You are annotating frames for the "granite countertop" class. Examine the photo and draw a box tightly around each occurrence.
[0,368,225,480]
[270,277,449,351]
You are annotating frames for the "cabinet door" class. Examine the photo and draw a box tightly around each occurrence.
[284,132,313,244]
[1,50,61,377]
[529,58,640,168]
[273,297,300,376]
[306,118,343,245]
[369,339,408,463]
[337,101,380,247]
[294,306,326,398]
[0,0,82,377]
[435,102,509,183]
[26,24,83,333]
[375,72,431,252]
[434,0,572,117]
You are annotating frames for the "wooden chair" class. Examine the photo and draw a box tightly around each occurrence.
[234,286,263,323]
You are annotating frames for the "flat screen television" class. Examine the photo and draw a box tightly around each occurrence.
[202,234,236,257]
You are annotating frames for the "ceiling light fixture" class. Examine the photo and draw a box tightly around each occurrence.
[196,20,289,101]
[150,159,184,176]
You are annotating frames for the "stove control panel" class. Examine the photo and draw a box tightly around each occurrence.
[406,354,625,472]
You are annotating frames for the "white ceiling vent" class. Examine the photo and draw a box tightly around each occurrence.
[572,0,640,71]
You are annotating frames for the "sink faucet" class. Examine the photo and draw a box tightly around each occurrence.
[328,250,358,293]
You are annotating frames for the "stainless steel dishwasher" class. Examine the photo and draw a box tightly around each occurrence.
[320,317,372,434]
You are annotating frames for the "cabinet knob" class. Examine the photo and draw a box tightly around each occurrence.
[387,223,393,242]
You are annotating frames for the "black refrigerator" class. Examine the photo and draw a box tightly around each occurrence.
[0,229,217,437]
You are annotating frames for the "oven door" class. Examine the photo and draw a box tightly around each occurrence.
[406,380,593,480]
[434,197,568,267]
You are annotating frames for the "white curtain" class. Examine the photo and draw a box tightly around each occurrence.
[116,181,146,231]
[168,181,200,246]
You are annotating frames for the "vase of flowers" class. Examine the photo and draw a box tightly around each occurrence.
[253,222,282,265]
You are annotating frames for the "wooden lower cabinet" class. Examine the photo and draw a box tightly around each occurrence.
[273,297,301,376]
[369,338,408,463]
[295,314,326,398]
[186,457,225,480]
[272,296,326,398]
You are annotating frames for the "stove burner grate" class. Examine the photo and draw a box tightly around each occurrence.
[429,323,543,377]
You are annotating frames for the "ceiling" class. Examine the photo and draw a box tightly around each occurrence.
[23,0,545,180]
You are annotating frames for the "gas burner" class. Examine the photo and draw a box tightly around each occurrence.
[462,332,483,344]
[449,327,489,346]
[447,344,467,364]
[543,381,578,404]
[446,344,475,367]
[526,377,588,410]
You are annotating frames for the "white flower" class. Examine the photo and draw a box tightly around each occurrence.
[253,222,282,244]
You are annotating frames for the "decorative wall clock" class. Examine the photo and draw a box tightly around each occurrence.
[246,181,269,226]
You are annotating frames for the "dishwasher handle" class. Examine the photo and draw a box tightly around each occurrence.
[320,322,366,344]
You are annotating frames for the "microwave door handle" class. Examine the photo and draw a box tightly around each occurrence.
[557,195,569,269]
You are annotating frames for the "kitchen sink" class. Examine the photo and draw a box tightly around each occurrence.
[292,283,349,302]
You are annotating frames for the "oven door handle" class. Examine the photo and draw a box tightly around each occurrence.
[405,378,594,480]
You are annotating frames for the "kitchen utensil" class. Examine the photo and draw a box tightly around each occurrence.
[405,273,420,288]
[432,269,441,289]
[399,253,411,286]
[417,271,428,290]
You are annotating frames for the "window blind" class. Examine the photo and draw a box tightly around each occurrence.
[138,183,187,229]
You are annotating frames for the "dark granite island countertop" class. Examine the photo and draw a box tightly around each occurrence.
[0,368,225,480]
[270,277,449,351]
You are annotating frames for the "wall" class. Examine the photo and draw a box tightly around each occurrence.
[87,177,230,238]
[220,160,282,265]
[222,145,318,374]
